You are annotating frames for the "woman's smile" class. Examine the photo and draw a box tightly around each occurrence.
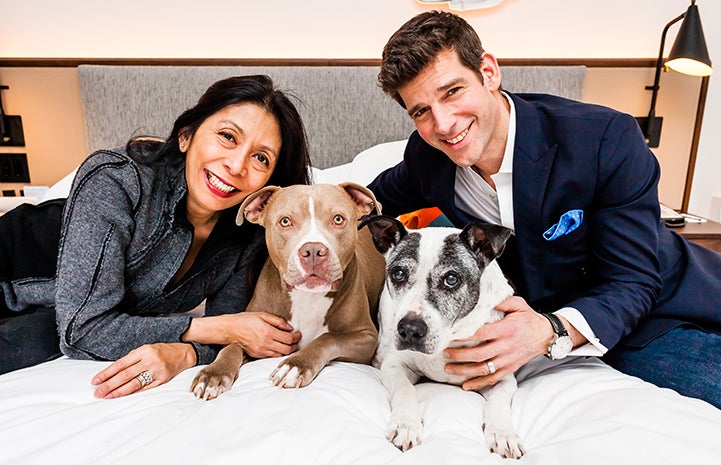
[204,169,239,198]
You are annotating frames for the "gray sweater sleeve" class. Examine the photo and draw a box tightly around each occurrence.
[55,153,193,361]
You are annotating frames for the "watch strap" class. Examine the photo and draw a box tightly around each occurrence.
[540,312,569,337]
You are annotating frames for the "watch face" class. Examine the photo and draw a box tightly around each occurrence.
[550,336,573,360]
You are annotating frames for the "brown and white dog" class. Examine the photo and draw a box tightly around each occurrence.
[361,215,524,459]
[191,183,385,399]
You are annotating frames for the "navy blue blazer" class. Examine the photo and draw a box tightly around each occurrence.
[368,93,721,351]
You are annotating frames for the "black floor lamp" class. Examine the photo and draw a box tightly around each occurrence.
[636,0,713,149]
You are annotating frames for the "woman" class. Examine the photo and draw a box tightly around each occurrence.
[0,75,312,398]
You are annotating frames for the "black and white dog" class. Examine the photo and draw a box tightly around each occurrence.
[361,215,524,459]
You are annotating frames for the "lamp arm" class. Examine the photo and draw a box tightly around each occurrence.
[0,85,7,138]
[646,12,685,122]
[0,106,6,138]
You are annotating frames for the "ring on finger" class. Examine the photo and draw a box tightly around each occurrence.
[486,360,496,375]
[136,370,154,388]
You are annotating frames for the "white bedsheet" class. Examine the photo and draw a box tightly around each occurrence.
[1,355,719,465]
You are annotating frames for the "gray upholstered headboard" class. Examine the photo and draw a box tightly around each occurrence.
[78,65,586,169]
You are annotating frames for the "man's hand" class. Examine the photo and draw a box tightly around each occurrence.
[443,296,553,391]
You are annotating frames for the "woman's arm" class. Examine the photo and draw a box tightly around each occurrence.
[55,152,194,360]
[186,229,300,359]
[91,342,197,399]
[92,311,302,399]
[183,312,300,358]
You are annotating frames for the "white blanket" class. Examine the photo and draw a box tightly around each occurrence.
[3,141,720,464]
[1,355,720,465]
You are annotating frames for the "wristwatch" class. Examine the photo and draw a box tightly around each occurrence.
[540,312,573,360]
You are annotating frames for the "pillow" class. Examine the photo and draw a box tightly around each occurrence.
[346,139,407,186]
[0,196,40,213]
[42,168,77,202]
[1,168,76,214]
[312,164,351,185]
[311,139,454,228]
[312,139,407,186]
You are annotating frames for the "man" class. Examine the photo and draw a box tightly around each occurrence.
[368,10,721,408]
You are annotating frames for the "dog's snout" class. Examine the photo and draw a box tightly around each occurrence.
[299,242,328,265]
[397,315,428,348]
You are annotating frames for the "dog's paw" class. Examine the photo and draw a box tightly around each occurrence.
[387,415,423,451]
[484,425,525,459]
[269,356,322,388]
[190,367,235,401]
[269,364,305,388]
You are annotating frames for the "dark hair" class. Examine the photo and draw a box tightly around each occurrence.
[378,10,486,108]
[127,74,311,186]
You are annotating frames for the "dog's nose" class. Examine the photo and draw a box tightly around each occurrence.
[299,242,328,266]
[397,315,428,347]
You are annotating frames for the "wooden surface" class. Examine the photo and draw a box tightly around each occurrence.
[674,217,721,253]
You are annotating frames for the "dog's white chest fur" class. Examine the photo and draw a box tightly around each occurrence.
[288,289,332,349]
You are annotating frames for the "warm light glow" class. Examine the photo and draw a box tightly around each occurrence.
[666,58,714,77]
[417,0,504,10]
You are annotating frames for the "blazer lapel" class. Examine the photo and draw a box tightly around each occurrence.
[510,94,558,302]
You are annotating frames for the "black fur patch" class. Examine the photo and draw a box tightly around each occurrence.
[385,233,421,295]
[425,234,484,322]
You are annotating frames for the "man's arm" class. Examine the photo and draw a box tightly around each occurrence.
[561,113,663,349]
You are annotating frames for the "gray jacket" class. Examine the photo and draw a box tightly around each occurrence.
[53,148,264,364]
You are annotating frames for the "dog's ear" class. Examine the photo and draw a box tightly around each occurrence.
[358,214,407,254]
[459,222,513,262]
[339,182,382,216]
[236,186,280,226]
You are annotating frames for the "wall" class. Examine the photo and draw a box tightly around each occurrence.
[0,68,86,191]
[688,1,721,220]
[0,0,706,60]
[583,68,701,210]
[0,0,718,216]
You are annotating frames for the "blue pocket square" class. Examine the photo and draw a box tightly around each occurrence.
[543,209,584,241]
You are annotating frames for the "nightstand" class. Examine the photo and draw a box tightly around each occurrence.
[674,217,721,253]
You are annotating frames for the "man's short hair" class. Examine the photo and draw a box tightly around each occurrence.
[378,10,486,108]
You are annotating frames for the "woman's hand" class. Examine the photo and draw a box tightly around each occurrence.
[225,312,302,358]
[183,311,301,358]
[92,342,197,399]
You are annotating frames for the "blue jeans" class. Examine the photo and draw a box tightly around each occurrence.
[604,326,721,410]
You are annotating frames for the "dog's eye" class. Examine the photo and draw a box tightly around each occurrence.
[443,273,460,289]
[333,214,345,225]
[390,267,407,283]
[279,216,292,227]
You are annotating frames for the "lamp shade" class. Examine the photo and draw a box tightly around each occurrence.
[666,3,713,76]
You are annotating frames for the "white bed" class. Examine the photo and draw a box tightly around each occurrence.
[2,63,720,464]
[2,356,720,464]
[2,139,721,465]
